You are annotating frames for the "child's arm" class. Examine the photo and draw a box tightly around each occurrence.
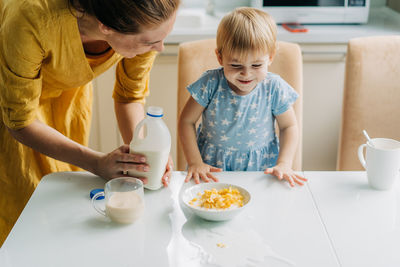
[178,97,221,184]
[264,107,307,187]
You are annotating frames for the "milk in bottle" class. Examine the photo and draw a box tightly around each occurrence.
[129,106,171,190]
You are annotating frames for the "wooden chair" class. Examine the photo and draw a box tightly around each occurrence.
[177,39,303,171]
[337,35,400,170]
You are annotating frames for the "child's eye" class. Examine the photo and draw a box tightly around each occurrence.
[230,64,242,68]
[252,64,263,68]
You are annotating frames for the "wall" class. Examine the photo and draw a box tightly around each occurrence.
[184,0,387,9]
[387,0,400,12]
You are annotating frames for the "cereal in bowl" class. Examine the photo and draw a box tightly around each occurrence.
[189,187,244,210]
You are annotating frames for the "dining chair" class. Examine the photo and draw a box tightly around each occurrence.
[337,35,400,170]
[176,39,303,171]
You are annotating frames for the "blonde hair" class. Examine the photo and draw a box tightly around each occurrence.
[216,7,277,60]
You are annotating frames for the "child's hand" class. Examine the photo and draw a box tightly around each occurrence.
[185,162,222,184]
[264,163,307,187]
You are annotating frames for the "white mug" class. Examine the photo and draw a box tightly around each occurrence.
[91,177,145,223]
[358,138,400,190]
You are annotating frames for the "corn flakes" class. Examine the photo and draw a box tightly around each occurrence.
[190,187,244,210]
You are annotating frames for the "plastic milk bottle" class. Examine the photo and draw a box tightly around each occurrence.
[129,106,171,190]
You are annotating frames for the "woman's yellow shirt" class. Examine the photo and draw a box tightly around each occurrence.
[0,0,157,246]
[0,0,157,130]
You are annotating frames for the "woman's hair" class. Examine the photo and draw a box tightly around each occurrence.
[68,0,180,34]
[216,7,277,61]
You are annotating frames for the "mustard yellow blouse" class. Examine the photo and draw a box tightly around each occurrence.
[0,0,157,245]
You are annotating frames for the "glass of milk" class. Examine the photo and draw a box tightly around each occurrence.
[91,177,144,224]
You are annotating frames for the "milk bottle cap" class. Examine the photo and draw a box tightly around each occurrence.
[90,189,104,200]
[146,106,163,117]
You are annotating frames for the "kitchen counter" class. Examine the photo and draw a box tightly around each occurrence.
[166,7,400,44]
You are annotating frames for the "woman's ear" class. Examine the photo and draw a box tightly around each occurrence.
[98,22,113,35]
[215,49,223,65]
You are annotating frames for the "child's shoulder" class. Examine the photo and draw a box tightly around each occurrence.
[201,67,224,78]
[264,72,290,87]
[265,72,283,82]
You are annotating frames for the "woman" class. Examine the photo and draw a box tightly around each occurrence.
[0,0,180,245]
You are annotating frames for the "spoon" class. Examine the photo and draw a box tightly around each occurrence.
[362,130,375,147]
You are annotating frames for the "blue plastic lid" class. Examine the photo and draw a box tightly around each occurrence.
[90,189,104,200]
[146,106,163,117]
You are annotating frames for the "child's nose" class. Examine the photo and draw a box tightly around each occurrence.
[240,68,250,76]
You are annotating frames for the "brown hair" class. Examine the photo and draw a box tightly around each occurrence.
[69,0,180,33]
[216,7,277,61]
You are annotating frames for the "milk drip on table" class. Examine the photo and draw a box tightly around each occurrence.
[129,106,171,190]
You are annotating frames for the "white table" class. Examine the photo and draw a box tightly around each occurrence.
[305,171,400,267]
[1,171,397,267]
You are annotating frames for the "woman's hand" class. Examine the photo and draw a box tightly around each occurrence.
[264,163,307,187]
[185,162,222,184]
[94,144,149,184]
[161,155,174,187]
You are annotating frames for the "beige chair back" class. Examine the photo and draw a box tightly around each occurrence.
[177,39,303,171]
[337,35,400,170]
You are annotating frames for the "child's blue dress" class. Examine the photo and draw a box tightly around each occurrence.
[187,68,298,171]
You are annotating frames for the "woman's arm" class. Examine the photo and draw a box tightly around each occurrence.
[7,120,148,181]
[114,101,145,144]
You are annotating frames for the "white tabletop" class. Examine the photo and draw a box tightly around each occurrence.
[0,171,338,267]
[305,171,400,267]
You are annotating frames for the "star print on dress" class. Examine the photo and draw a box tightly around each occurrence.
[235,110,243,117]
[249,116,257,123]
[248,128,256,134]
[187,68,298,171]
[261,164,268,169]
[246,140,255,147]
[221,119,229,126]
[236,158,244,164]
[250,103,258,109]
[221,135,229,141]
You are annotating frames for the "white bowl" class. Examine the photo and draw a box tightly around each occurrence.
[181,183,251,221]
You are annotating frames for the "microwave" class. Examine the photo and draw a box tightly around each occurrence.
[250,0,370,24]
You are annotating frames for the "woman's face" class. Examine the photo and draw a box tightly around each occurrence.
[105,12,177,58]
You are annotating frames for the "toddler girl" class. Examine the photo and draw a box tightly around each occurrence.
[178,7,307,187]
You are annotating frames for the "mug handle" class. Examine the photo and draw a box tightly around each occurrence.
[358,144,367,169]
[91,192,106,216]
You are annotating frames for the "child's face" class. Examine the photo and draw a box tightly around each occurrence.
[217,50,271,95]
